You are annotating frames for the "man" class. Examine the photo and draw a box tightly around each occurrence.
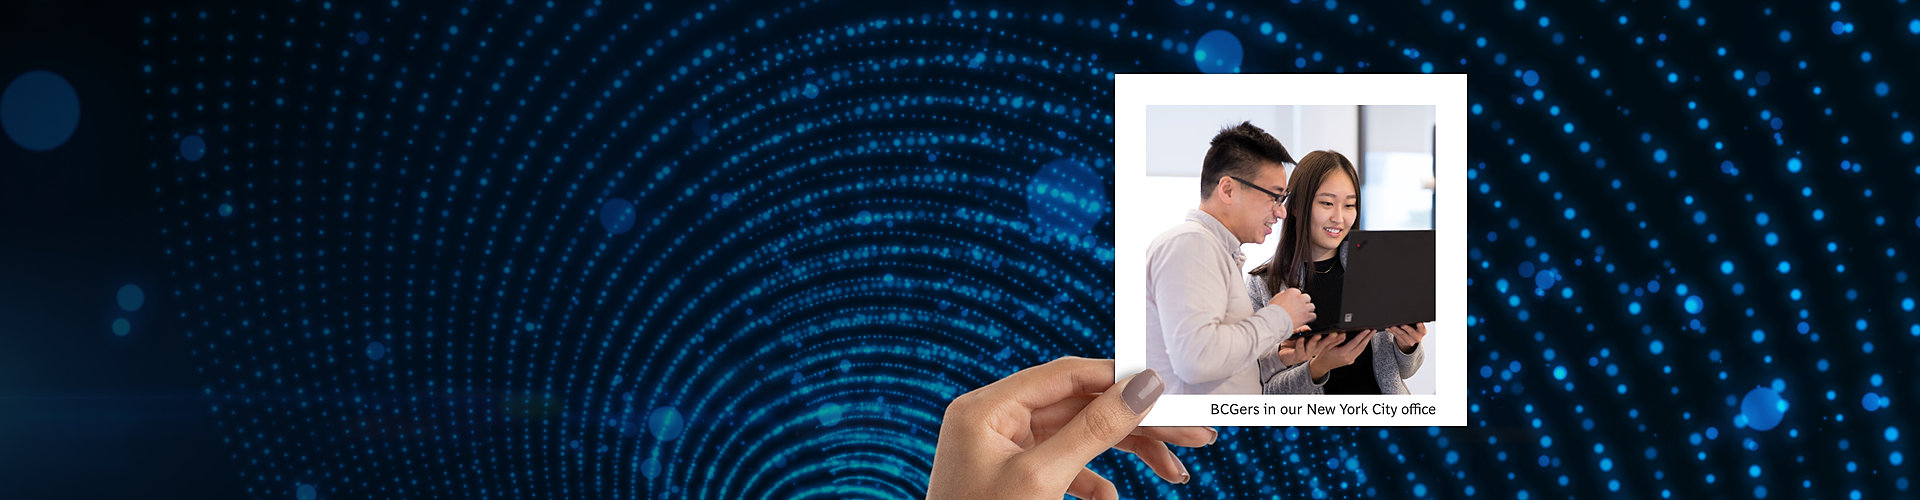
[1145,122,1316,395]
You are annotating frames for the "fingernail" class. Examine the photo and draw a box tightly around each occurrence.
[1175,459,1191,484]
[1206,427,1219,445]
[1122,369,1165,415]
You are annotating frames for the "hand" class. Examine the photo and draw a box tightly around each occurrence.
[1276,338,1309,367]
[1307,331,1372,381]
[927,358,1218,500]
[1388,323,1427,354]
[1267,287,1315,330]
[1278,332,1340,367]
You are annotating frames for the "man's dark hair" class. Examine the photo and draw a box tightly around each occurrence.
[1198,121,1295,199]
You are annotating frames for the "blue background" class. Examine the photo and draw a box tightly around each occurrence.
[2,0,1916,498]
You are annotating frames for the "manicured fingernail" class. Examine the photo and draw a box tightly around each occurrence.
[1206,427,1219,445]
[1122,369,1165,415]
[1175,459,1191,484]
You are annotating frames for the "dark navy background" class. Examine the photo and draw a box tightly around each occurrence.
[2,0,1916,498]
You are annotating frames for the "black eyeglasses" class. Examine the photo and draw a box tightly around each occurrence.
[1229,176,1289,210]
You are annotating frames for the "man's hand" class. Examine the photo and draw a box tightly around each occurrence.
[1267,288,1314,330]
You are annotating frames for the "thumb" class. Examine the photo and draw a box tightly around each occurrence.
[1017,369,1166,471]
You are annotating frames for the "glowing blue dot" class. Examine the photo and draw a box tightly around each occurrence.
[219,203,233,217]
[297,484,317,500]
[1522,70,1539,87]
[1721,261,1734,274]
[1514,0,1526,11]
[819,402,845,426]
[116,284,144,312]
[1421,62,1434,74]
[802,83,819,99]
[600,198,636,234]
[1193,30,1243,74]
[1780,30,1792,42]
[1649,340,1664,355]
[112,318,130,336]
[1,70,82,151]
[1653,149,1668,163]
[1685,296,1703,314]
[1888,427,1901,442]
[1534,269,1555,290]
[1027,158,1107,236]
[355,31,370,45]
[1865,393,1883,411]
[1553,366,1567,379]
[448,25,458,35]
[1752,329,1766,343]
[1628,302,1641,315]
[650,406,685,440]
[1876,82,1890,97]
[180,134,206,161]
[1904,298,1914,311]
[1563,208,1575,220]
[366,341,385,360]
[1472,103,1483,115]
[641,457,661,479]
[1741,388,1787,431]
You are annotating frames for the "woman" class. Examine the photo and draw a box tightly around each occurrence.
[1245,150,1427,394]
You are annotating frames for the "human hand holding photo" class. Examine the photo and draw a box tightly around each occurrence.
[926,357,1217,500]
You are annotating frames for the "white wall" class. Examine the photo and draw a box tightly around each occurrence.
[1361,105,1437,230]
[1144,105,1359,179]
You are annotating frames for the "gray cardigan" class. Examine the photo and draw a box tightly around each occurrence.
[1245,249,1425,395]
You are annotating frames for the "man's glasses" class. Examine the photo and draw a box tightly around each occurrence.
[1229,176,1289,210]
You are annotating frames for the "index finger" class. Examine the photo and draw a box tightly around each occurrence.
[978,357,1119,411]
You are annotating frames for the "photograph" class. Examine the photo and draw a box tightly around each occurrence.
[1114,74,1465,426]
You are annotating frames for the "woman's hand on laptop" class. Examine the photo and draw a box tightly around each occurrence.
[1268,287,1315,330]
[1388,323,1426,354]
[1281,332,1340,368]
[1307,332,1371,382]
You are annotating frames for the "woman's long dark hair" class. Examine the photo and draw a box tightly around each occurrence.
[1250,150,1360,297]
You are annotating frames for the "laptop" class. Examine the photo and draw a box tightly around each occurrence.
[1299,229,1437,336]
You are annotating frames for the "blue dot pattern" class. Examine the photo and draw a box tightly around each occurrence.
[136,1,1913,499]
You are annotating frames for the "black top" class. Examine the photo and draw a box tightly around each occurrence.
[1304,255,1382,395]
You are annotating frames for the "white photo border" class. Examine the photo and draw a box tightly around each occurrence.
[1114,73,1468,427]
